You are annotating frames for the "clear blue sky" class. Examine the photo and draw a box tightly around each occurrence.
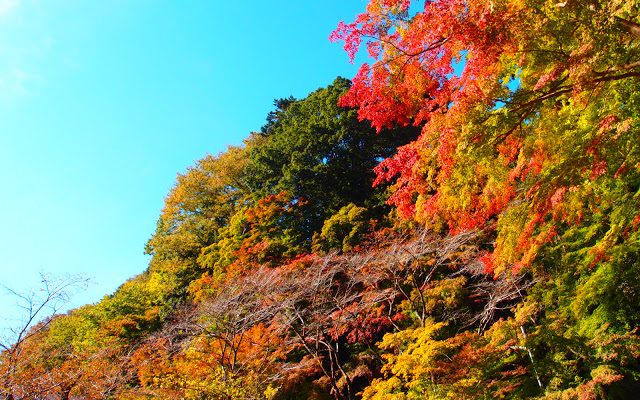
[0,0,369,321]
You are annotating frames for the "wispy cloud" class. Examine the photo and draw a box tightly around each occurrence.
[0,2,53,104]
[0,68,31,97]
[0,0,20,18]
[0,68,37,103]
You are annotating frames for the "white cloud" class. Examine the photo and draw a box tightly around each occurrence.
[0,68,34,102]
[0,0,19,18]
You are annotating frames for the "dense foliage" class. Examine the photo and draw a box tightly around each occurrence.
[2,1,640,399]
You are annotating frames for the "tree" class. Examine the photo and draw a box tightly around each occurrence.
[332,1,640,397]
[331,0,640,273]
[312,203,371,253]
[0,274,88,400]
[246,77,418,243]
[145,136,260,305]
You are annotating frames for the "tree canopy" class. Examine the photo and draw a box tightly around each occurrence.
[3,2,640,399]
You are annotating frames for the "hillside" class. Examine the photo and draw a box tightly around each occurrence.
[2,1,640,399]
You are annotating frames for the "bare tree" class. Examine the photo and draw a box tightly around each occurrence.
[353,228,481,328]
[273,256,367,400]
[139,267,289,399]
[0,274,88,400]
[190,267,284,378]
[145,227,537,400]
[189,229,485,400]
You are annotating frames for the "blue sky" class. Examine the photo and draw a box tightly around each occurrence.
[0,0,369,323]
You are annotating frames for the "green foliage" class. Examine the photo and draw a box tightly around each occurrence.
[144,137,259,305]
[247,77,418,241]
[5,1,640,395]
[198,191,309,276]
[312,203,370,253]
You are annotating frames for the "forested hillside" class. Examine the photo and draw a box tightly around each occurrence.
[2,1,640,399]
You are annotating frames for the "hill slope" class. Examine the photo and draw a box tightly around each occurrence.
[2,1,640,399]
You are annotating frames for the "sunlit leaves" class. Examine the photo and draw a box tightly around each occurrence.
[332,0,640,275]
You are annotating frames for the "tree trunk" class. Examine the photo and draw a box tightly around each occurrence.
[61,386,72,400]
[616,17,640,38]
